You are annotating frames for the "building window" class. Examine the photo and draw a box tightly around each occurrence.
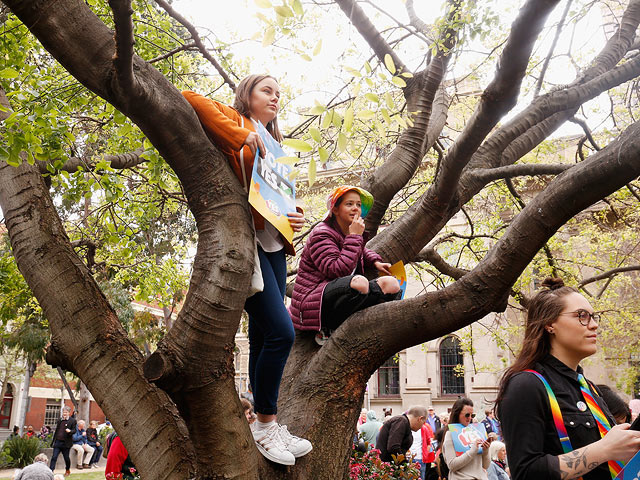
[440,336,465,396]
[378,356,400,396]
[0,384,13,429]
[44,401,61,429]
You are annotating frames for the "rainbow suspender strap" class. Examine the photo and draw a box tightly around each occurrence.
[524,370,623,479]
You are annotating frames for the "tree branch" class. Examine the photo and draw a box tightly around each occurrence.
[405,0,432,38]
[533,0,573,97]
[37,147,146,174]
[153,0,236,92]
[108,0,137,92]
[149,41,197,63]
[334,0,408,76]
[434,0,561,204]
[415,246,468,279]
[470,163,571,184]
[579,265,640,287]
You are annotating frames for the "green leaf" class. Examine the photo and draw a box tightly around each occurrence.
[402,72,414,78]
[357,110,376,120]
[313,39,322,56]
[0,68,19,79]
[318,147,329,164]
[381,108,392,124]
[310,105,326,115]
[384,54,396,74]
[344,107,354,131]
[276,155,299,165]
[282,138,313,152]
[337,132,347,152]
[352,83,361,96]
[331,111,342,128]
[288,169,299,181]
[391,76,407,88]
[364,61,372,74]
[344,66,361,78]
[263,26,276,46]
[291,0,304,16]
[309,127,322,143]
[274,5,294,17]
[300,54,312,62]
[308,157,316,187]
[254,0,272,7]
[365,93,380,103]
[321,111,332,129]
[385,92,394,109]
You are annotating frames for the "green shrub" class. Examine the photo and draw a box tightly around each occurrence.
[1,436,42,468]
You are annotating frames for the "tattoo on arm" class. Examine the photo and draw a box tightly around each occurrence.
[559,447,596,479]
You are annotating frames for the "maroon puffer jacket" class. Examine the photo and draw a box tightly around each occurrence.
[289,218,382,331]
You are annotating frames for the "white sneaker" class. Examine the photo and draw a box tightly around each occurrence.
[253,423,296,465]
[277,424,313,458]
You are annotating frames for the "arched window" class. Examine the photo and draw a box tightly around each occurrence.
[439,336,465,396]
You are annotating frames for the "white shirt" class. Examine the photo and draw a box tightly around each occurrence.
[410,429,422,461]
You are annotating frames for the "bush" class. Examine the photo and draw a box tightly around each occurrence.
[349,444,421,479]
[1,436,42,468]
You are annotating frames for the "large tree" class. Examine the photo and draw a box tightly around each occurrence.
[1,0,640,478]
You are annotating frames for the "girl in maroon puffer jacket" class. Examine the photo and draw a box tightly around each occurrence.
[290,186,401,343]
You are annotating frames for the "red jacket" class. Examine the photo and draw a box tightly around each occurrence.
[289,217,382,331]
[421,424,436,463]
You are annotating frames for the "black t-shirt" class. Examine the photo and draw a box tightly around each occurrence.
[498,354,615,480]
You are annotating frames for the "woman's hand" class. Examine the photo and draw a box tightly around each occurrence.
[374,261,392,275]
[599,423,640,462]
[349,216,365,235]
[243,131,266,159]
[287,211,305,232]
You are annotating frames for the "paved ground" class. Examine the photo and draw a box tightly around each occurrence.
[0,464,105,479]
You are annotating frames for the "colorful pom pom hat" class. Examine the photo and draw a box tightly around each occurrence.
[325,185,374,219]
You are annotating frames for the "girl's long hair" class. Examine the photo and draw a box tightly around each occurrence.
[448,397,474,425]
[233,74,283,142]
[496,277,577,412]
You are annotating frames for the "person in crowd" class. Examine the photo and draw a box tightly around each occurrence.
[23,425,35,438]
[409,419,436,480]
[598,384,632,424]
[13,453,52,480]
[9,425,19,439]
[105,433,136,480]
[439,412,449,428]
[357,408,368,426]
[289,185,401,344]
[241,397,256,425]
[426,407,442,435]
[497,277,640,480]
[182,76,310,466]
[434,425,448,480]
[38,425,50,441]
[481,409,501,440]
[49,406,76,476]
[487,441,509,480]
[377,406,427,463]
[442,397,490,480]
[383,409,393,423]
[86,420,103,468]
[71,419,95,470]
[358,410,383,449]
[629,399,640,421]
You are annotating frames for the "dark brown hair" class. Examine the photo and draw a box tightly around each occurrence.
[597,384,631,424]
[233,74,283,142]
[449,397,474,425]
[496,277,578,409]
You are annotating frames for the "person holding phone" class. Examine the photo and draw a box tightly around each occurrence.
[289,186,401,344]
[497,278,640,480]
[442,397,490,480]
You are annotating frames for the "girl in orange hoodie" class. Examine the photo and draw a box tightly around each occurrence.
[182,75,311,466]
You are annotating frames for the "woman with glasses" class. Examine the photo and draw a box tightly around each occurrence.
[442,397,490,479]
[497,277,640,480]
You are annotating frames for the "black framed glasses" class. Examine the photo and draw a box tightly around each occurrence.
[560,309,601,326]
[464,413,476,419]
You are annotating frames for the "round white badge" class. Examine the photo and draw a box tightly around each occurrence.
[576,401,587,412]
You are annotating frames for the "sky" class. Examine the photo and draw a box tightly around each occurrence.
[170,0,610,137]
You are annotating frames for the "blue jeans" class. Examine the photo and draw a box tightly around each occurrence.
[418,460,427,479]
[50,440,71,470]
[244,247,295,415]
[90,444,103,464]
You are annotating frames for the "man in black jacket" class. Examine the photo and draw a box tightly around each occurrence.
[377,406,427,463]
[49,406,77,476]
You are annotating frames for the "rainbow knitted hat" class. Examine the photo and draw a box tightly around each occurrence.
[325,185,374,219]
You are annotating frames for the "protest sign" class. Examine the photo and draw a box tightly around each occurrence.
[447,422,488,456]
[380,261,407,299]
[248,121,296,243]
